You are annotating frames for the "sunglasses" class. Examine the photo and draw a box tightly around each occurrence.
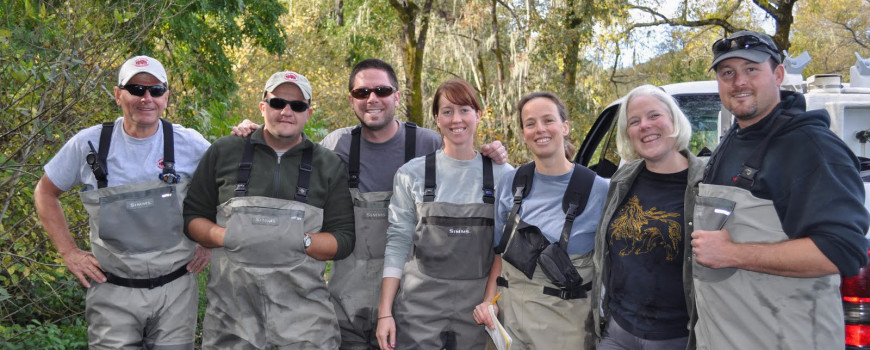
[120,84,168,97]
[712,35,778,57]
[264,98,310,112]
[350,86,396,100]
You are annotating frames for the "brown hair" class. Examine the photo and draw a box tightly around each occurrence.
[432,79,482,117]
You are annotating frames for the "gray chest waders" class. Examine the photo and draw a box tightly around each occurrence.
[79,120,197,349]
[201,138,339,350]
[329,123,417,349]
[491,162,597,350]
[693,113,843,350]
[80,119,193,281]
[393,153,494,350]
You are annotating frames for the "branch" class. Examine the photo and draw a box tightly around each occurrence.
[836,21,870,50]
[628,5,741,33]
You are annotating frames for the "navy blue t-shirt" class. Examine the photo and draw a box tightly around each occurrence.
[607,165,689,340]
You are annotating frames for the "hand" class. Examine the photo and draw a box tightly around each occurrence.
[231,119,259,137]
[480,140,508,165]
[61,249,105,288]
[376,315,397,350]
[187,244,211,274]
[473,302,498,330]
[691,228,738,268]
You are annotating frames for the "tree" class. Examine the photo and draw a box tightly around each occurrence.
[388,0,434,126]
[628,0,798,52]
[0,0,287,345]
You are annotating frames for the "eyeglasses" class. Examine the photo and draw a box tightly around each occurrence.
[264,98,309,112]
[120,84,168,97]
[350,86,396,100]
[712,35,778,57]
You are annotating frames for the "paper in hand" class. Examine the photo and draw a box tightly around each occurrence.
[485,304,511,350]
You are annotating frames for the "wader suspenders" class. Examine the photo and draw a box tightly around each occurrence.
[734,110,796,191]
[348,122,418,189]
[422,152,495,203]
[234,136,314,203]
[494,162,596,299]
[91,119,188,288]
[88,119,177,189]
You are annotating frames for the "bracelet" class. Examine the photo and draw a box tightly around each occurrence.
[378,315,393,320]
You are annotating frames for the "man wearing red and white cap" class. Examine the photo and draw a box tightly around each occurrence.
[34,55,211,349]
[184,71,354,349]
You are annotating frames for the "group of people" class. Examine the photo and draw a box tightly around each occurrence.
[34,29,869,350]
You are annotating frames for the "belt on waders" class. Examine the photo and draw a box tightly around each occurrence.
[496,276,592,300]
[103,265,188,289]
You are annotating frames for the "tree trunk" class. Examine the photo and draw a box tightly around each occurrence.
[388,0,434,126]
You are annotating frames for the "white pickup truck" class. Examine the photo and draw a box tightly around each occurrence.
[573,52,870,349]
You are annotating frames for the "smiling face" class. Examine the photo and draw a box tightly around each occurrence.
[260,83,311,151]
[716,57,784,128]
[520,97,569,160]
[626,94,680,165]
[435,95,481,152]
[114,73,168,137]
[348,68,400,131]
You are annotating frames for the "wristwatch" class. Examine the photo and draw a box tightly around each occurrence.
[303,234,312,250]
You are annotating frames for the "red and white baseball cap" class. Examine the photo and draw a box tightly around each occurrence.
[118,55,168,87]
[263,71,312,100]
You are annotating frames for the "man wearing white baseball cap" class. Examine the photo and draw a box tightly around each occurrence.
[184,71,354,349]
[34,55,212,349]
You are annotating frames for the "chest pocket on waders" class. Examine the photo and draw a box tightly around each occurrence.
[219,136,319,267]
[87,119,186,253]
[413,153,495,280]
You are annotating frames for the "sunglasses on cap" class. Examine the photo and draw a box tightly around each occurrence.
[264,98,310,112]
[350,86,396,100]
[120,84,168,97]
[712,35,778,57]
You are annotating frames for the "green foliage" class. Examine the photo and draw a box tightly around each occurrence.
[0,317,88,349]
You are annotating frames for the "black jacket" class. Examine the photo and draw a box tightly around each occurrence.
[704,91,869,276]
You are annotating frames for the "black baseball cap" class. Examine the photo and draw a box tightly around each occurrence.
[710,30,781,71]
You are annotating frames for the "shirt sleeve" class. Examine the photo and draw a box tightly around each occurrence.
[319,156,356,260]
[383,164,419,279]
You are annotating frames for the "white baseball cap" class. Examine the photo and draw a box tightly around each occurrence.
[263,71,312,100]
[118,55,168,87]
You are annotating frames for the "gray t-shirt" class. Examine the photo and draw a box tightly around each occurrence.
[492,166,609,255]
[45,117,210,191]
[319,120,442,193]
[383,150,514,278]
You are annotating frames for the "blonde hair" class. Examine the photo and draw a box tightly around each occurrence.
[615,85,692,161]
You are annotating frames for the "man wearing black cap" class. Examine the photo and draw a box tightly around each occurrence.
[691,30,869,349]
[183,71,354,349]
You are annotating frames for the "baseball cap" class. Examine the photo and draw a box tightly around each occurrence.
[710,31,781,71]
[263,71,312,100]
[118,55,168,87]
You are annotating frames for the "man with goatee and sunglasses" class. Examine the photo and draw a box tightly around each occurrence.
[183,71,354,349]
[690,30,869,349]
[34,55,212,349]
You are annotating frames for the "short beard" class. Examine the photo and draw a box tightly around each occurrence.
[358,114,395,131]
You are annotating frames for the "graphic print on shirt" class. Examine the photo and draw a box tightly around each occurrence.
[608,196,682,261]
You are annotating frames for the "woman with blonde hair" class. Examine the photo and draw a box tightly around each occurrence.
[591,84,703,350]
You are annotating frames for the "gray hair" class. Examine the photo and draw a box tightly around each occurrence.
[615,85,692,161]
